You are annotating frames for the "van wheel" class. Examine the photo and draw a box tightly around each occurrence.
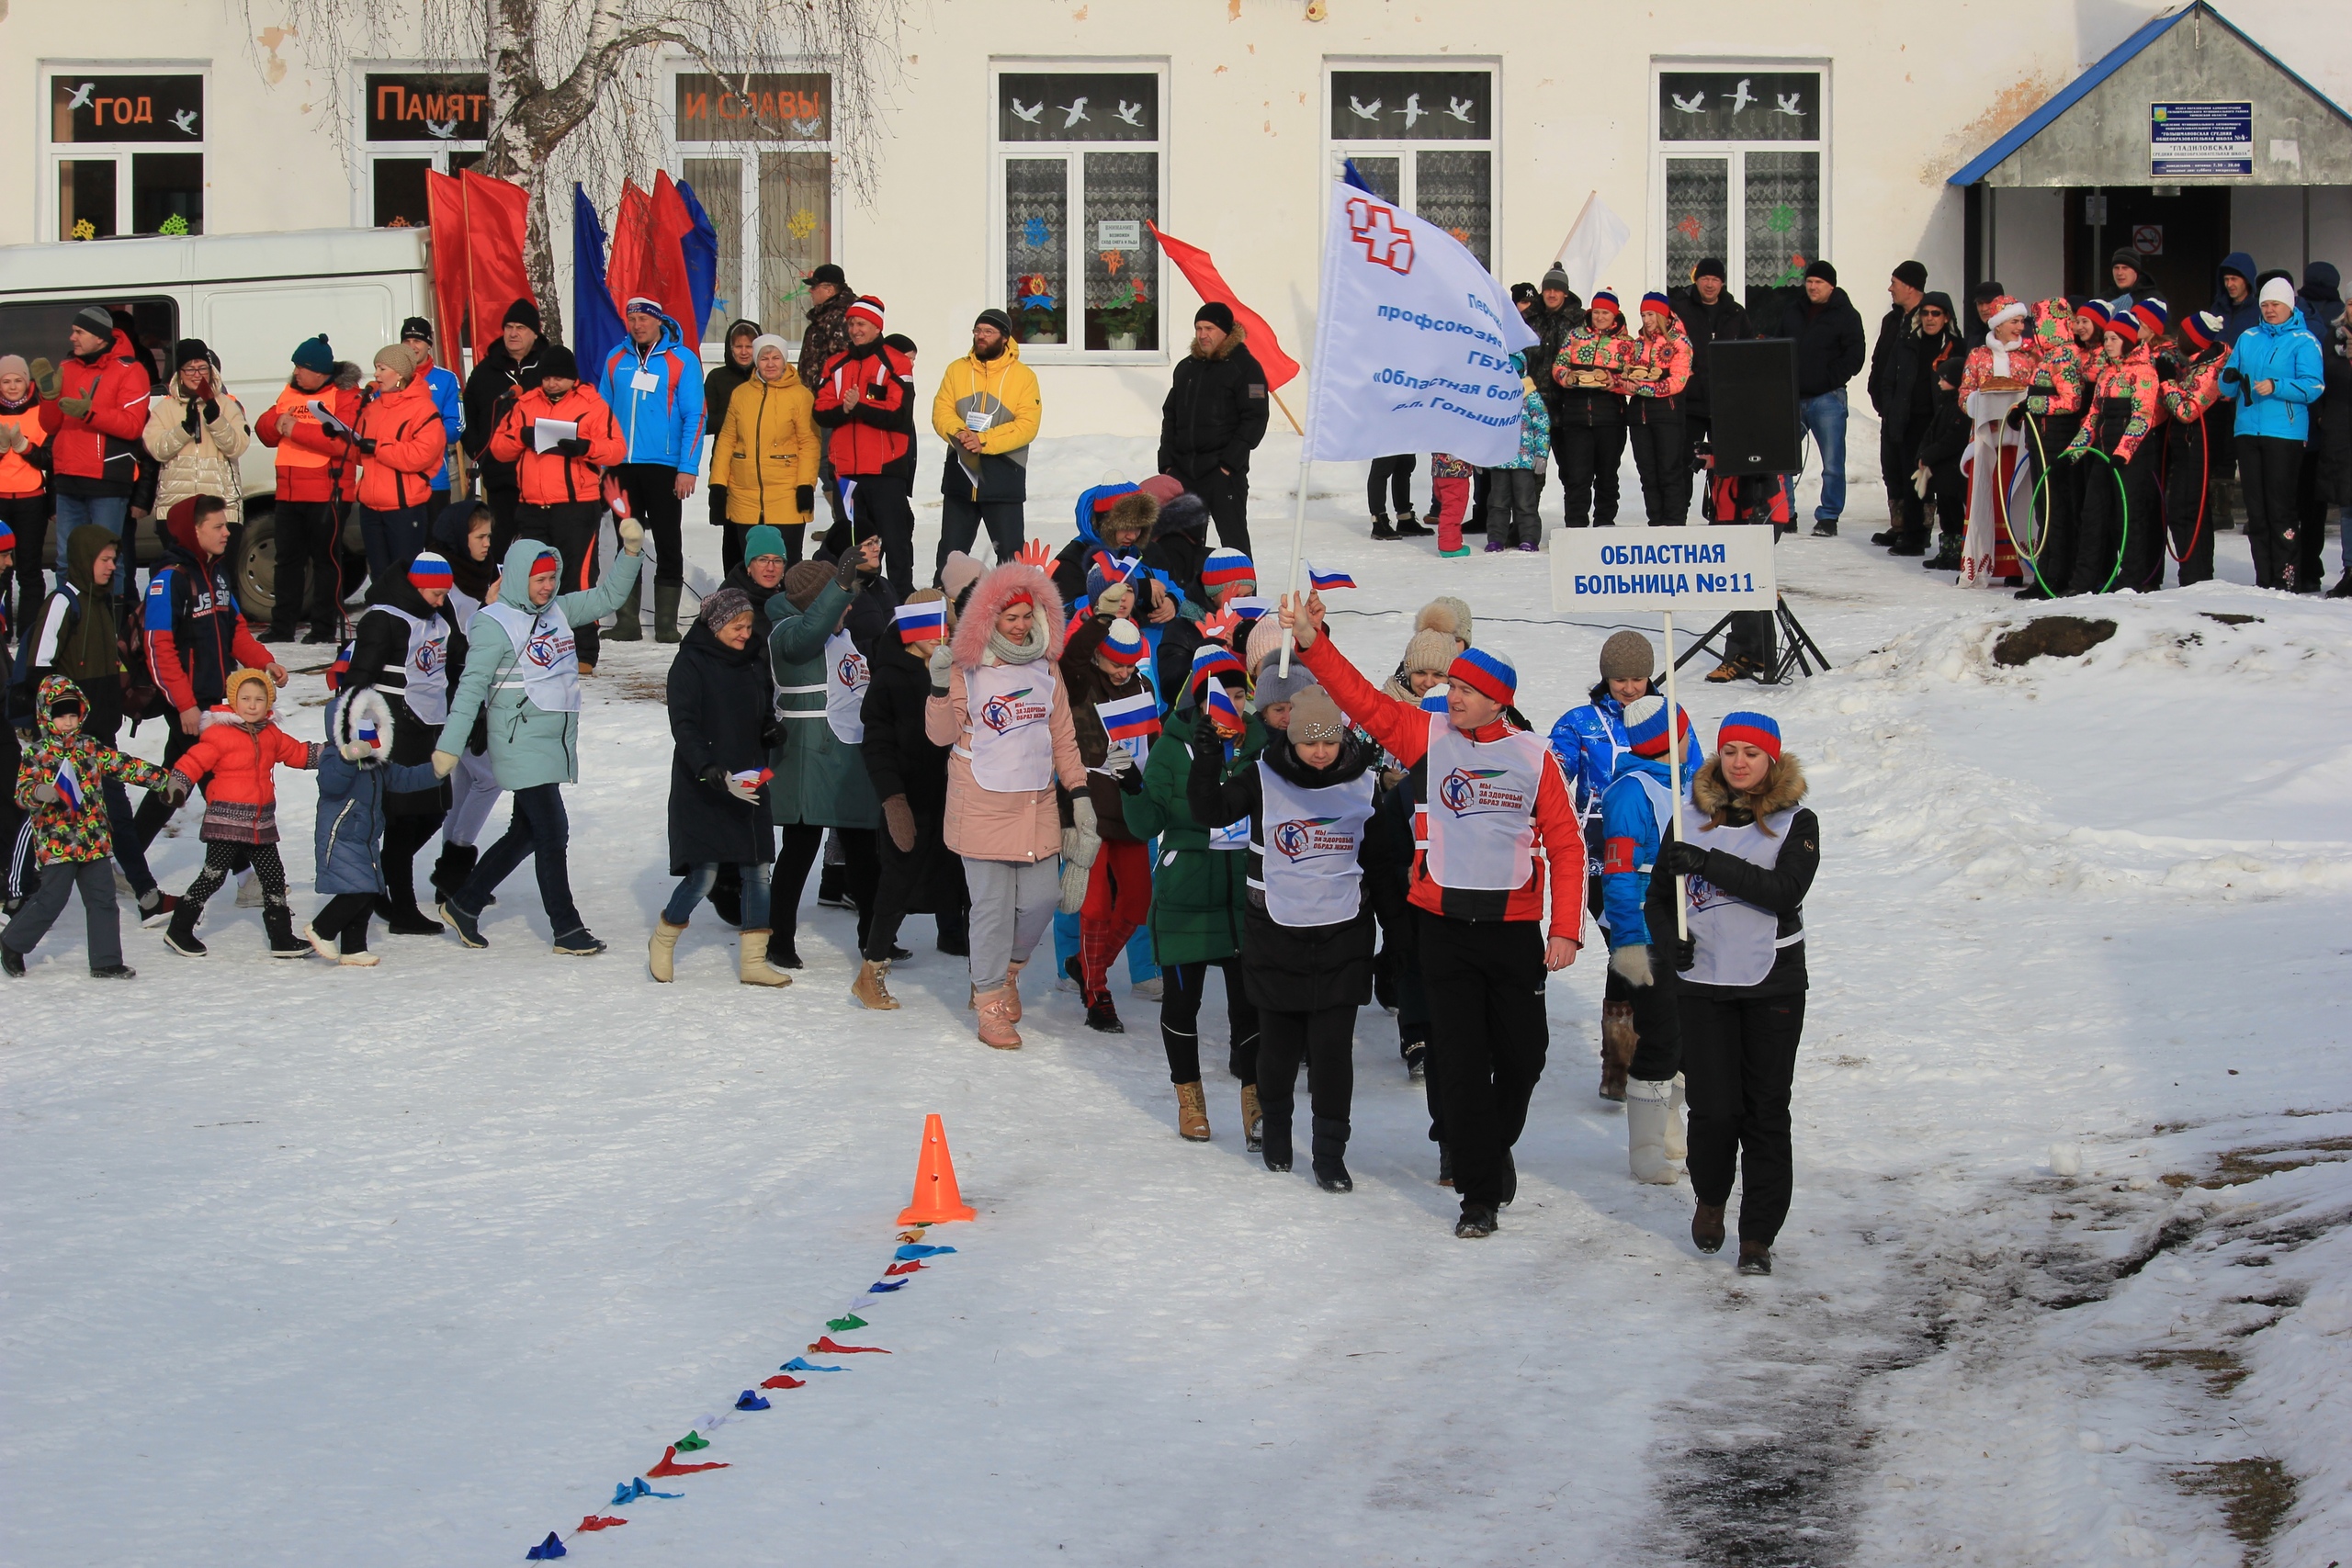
[233,511,277,624]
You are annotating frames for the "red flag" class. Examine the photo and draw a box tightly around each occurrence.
[457,170,534,366]
[423,172,469,362]
[1147,220,1300,389]
[606,176,697,355]
[648,172,702,352]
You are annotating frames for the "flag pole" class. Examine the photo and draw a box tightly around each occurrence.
[1277,449,1309,677]
[1663,608,1689,941]
[1555,189,1597,266]
[1268,387,1305,439]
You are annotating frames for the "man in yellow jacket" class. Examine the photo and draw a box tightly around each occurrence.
[931,308,1041,576]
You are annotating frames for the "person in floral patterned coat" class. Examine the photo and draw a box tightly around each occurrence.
[1623,293,1696,526]
[2,675,171,977]
[2060,299,2167,595]
[2154,309,2233,586]
[1550,290,1634,529]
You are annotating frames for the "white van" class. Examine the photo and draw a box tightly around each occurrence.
[0,226,433,616]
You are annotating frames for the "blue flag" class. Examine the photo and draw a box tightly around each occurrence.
[571,185,627,389]
[674,177,720,339]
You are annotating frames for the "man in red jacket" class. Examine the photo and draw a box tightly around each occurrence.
[810,297,918,594]
[1281,590,1582,1239]
[253,334,363,643]
[50,306,153,607]
[485,344,627,670]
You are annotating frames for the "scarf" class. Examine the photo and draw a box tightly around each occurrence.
[985,615,1052,667]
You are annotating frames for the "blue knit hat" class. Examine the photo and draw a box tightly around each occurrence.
[291,334,335,375]
[1623,694,1691,757]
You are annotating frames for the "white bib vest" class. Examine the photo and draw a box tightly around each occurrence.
[479,600,582,714]
[1251,761,1374,928]
[958,661,1057,793]
[823,629,869,744]
[1419,716,1546,891]
[375,604,452,725]
[1684,807,1803,987]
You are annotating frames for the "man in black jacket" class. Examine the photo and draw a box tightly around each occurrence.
[854,588,967,1005]
[1158,303,1270,554]
[1527,265,1584,525]
[1669,257,1749,521]
[1866,260,1931,547]
[459,300,540,558]
[1774,261,1866,536]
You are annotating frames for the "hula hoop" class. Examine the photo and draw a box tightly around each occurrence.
[2164,404,2212,567]
[2080,446,2132,594]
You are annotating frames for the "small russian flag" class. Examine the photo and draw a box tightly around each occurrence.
[1224,595,1271,619]
[54,760,85,811]
[1098,689,1161,745]
[1306,563,1358,592]
[356,716,382,750]
[894,601,946,644]
[1203,682,1243,732]
[1092,549,1146,581]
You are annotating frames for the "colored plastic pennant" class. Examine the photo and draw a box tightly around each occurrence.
[611,1478,684,1505]
[826,1313,870,1332]
[760,1374,806,1390]
[646,1444,730,1478]
[896,1244,957,1259]
[779,1357,842,1372]
[735,1391,771,1411]
[809,1337,889,1355]
[576,1517,628,1532]
[526,1532,568,1560]
[884,1259,926,1276]
[673,1431,709,1452]
[896,1231,927,1244]
[867,1280,905,1293]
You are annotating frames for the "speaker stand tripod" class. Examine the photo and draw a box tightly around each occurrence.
[1674,595,1832,686]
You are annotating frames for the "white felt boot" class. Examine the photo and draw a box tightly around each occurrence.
[1664,1073,1688,1162]
[1627,1078,1680,1185]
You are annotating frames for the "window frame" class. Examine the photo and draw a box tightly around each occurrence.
[1647,59,1832,308]
[1319,58,1502,273]
[40,61,211,243]
[662,60,843,365]
[987,57,1171,367]
[349,62,491,231]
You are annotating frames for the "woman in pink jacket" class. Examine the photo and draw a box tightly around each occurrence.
[923,558,1087,1048]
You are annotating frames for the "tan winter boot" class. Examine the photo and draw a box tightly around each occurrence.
[1664,1073,1689,1162]
[1600,1000,1634,1101]
[851,957,900,1010]
[649,918,686,983]
[1239,1084,1264,1153]
[738,929,794,987]
[1004,959,1027,1022]
[1174,1081,1212,1142]
[976,987,1023,1049]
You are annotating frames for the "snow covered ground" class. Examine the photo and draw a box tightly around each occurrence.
[5,432,2348,1567]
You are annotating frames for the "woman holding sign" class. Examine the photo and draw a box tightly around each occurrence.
[1657,712,1816,1277]
[923,557,1088,1049]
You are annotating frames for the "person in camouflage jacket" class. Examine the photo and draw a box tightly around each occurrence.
[3,674,173,976]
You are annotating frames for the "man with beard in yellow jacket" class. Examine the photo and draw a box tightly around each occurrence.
[932,308,1041,576]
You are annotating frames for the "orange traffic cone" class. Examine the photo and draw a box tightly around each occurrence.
[897,1113,977,1224]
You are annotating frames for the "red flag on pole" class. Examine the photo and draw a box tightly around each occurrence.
[424,171,470,362]
[648,172,703,352]
[457,169,535,366]
[605,177,698,353]
[1146,220,1300,389]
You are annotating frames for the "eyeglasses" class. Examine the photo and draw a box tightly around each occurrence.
[1918,310,1946,321]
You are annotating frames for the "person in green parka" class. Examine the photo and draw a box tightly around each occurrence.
[767,536,884,965]
[1124,661,1263,1147]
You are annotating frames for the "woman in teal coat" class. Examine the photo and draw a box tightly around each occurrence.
[767,540,884,963]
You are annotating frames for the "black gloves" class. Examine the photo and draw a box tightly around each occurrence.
[1117,761,1145,796]
[554,437,590,458]
[795,484,815,513]
[182,400,203,434]
[2154,353,2184,382]
[1659,840,1710,877]
[201,399,220,424]
[2004,402,2026,429]
[356,436,379,456]
[699,764,732,790]
[834,549,864,589]
[1669,934,1697,973]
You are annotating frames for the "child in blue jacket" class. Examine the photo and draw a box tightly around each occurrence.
[306,687,443,965]
[1597,694,1694,1183]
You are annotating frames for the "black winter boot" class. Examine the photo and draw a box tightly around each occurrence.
[1084,988,1125,1033]
[1370,513,1399,541]
[1261,1118,1293,1173]
[1311,1116,1352,1191]
[163,899,209,957]
[263,901,309,958]
[1924,536,1963,571]
[429,842,478,906]
[1395,510,1430,537]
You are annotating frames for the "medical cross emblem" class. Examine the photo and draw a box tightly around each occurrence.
[1345,197,1415,275]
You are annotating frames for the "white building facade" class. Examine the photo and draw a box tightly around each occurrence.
[6,0,2348,435]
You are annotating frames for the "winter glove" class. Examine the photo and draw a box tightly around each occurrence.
[616,515,645,555]
[1061,795,1101,871]
[430,750,461,778]
[1058,854,1092,916]
[57,393,93,420]
[338,739,376,762]
[2003,402,2026,430]
[795,484,815,514]
[30,780,59,804]
[882,795,917,854]
[1104,747,1144,795]
[1669,934,1697,973]
[704,765,759,803]
[1608,943,1656,988]
[554,436,590,457]
[29,359,59,400]
[1658,840,1709,877]
[926,645,956,693]
[202,399,221,425]
[164,773,194,802]
[182,400,203,435]
[834,548,864,591]
[356,436,379,456]
[0,423,24,454]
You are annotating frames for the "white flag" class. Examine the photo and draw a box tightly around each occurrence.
[1555,191,1631,300]
[1303,183,1539,468]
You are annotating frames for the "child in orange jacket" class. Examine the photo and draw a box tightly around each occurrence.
[162,667,322,958]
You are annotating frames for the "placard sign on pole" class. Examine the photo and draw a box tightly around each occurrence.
[1550,525,1778,937]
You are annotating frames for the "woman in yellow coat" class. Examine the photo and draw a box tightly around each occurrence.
[718,333,819,563]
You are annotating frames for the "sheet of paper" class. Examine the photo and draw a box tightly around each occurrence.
[532,418,578,454]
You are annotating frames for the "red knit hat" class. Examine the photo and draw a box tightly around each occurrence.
[845,296,886,331]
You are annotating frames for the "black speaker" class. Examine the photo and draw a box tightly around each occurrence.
[1707,339,1802,476]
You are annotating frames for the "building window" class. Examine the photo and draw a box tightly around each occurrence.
[359,70,488,228]
[45,70,208,240]
[992,66,1166,358]
[1654,68,1825,319]
[1328,67,1495,268]
[672,72,834,348]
